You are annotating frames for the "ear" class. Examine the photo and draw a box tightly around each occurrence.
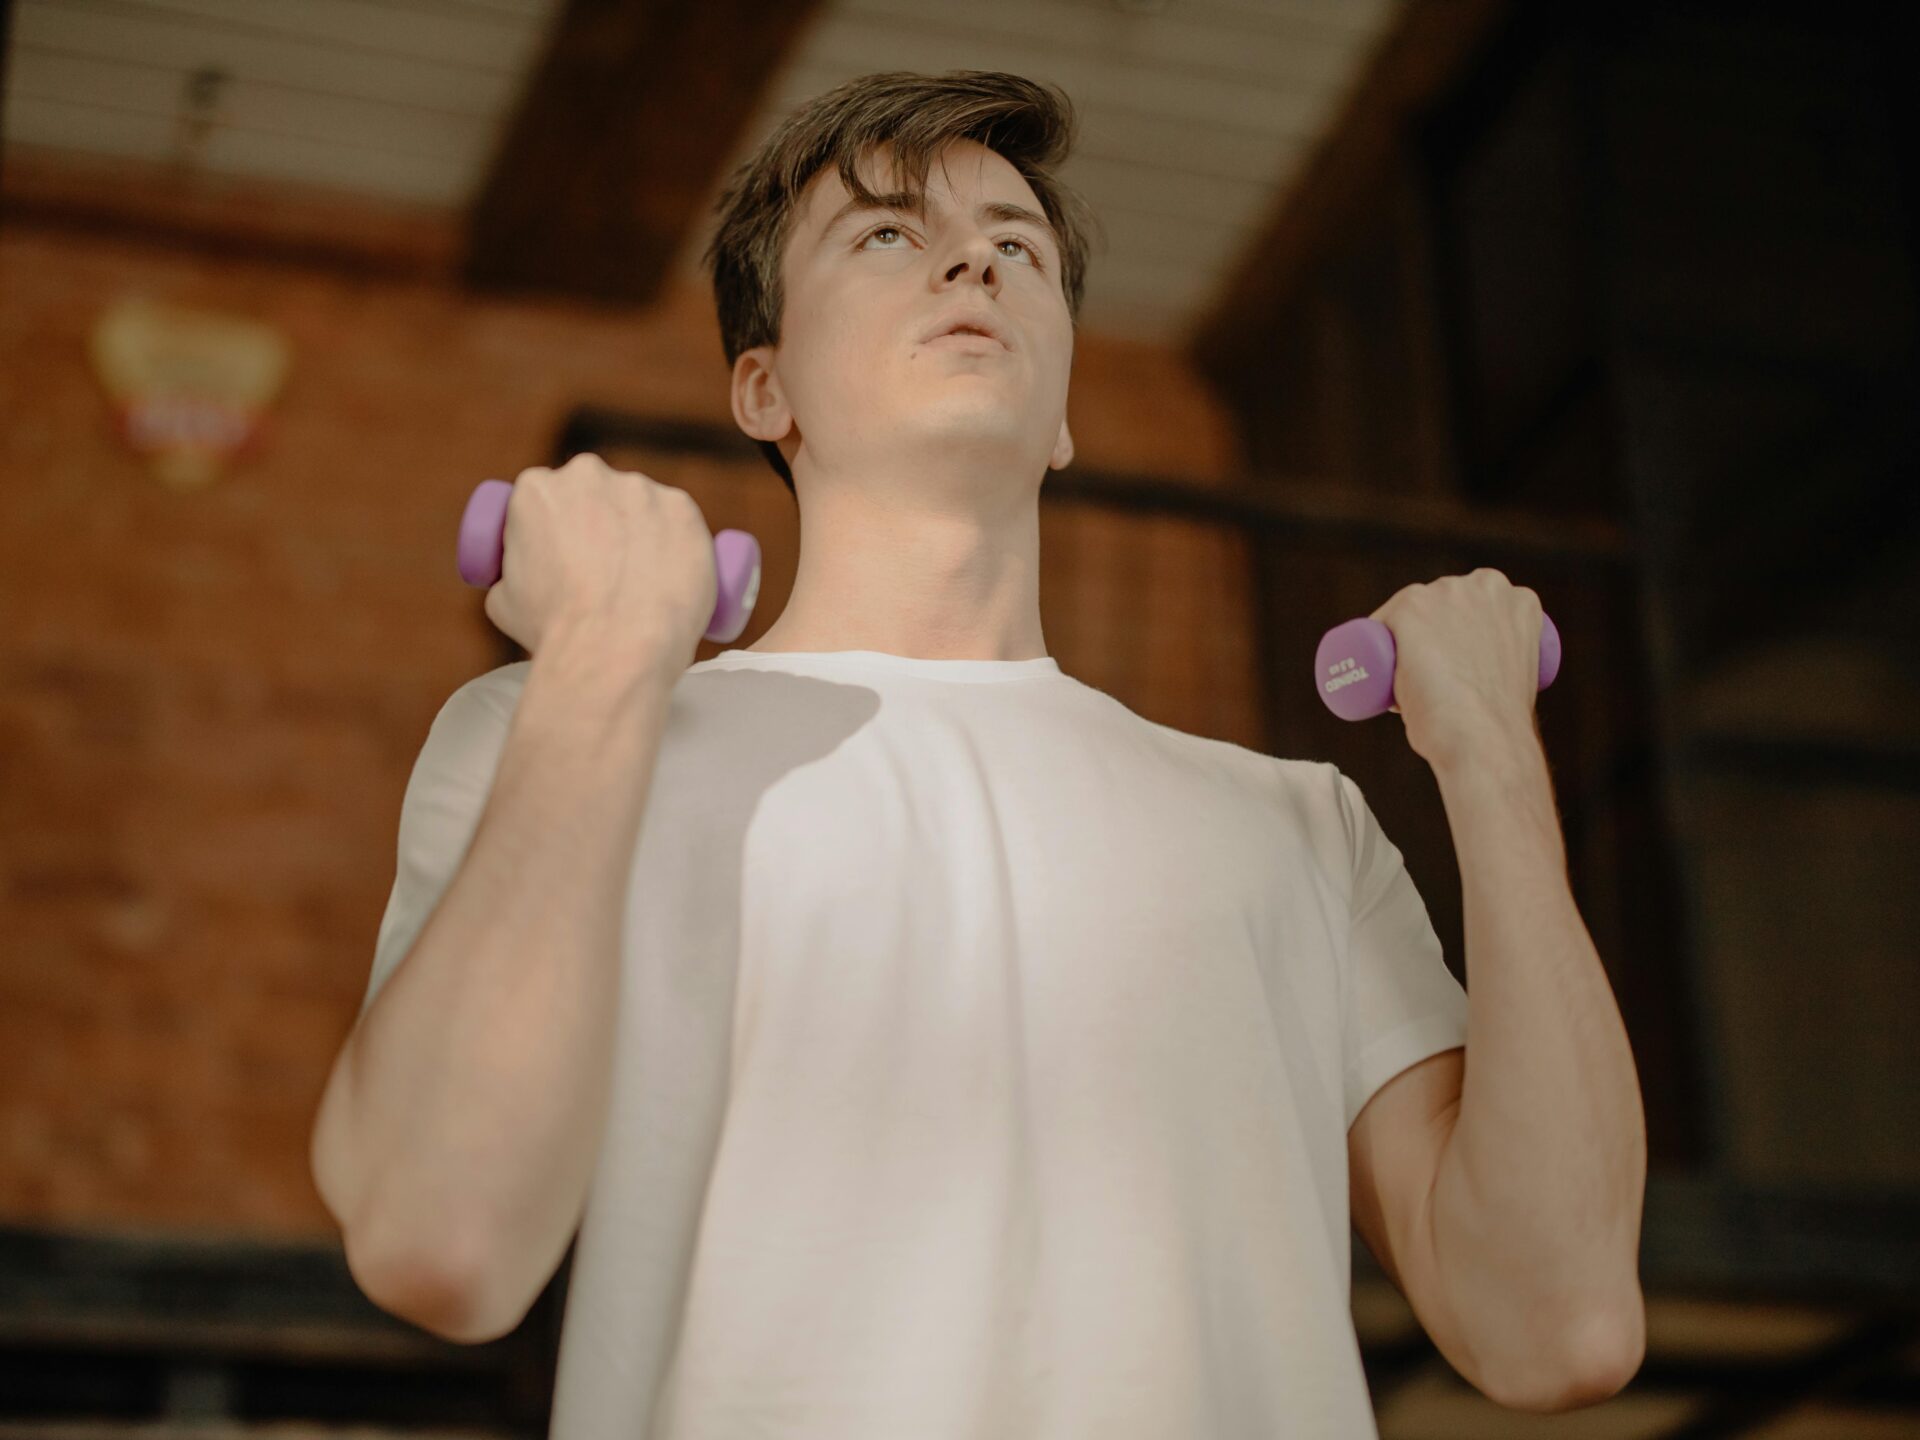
[1048,415,1074,471]
[731,345,795,448]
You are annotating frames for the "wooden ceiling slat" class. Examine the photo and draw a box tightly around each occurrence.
[798,18,1341,141]
[1188,0,1508,368]
[1177,0,1401,39]
[1074,110,1310,184]
[462,0,828,304]
[762,54,1320,173]
[1072,204,1265,263]
[1058,150,1282,225]
[197,120,485,204]
[4,98,483,205]
[830,0,1370,89]
[9,49,494,162]
[96,0,536,70]
[8,0,1413,340]
[13,2,528,113]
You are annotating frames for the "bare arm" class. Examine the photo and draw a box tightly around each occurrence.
[1427,725,1647,1409]
[310,623,680,1343]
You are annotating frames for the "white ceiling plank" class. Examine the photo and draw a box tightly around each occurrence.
[1138,0,1403,40]
[1055,150,1282,227]
[11,0,1407,344]
[7,91,482,202]
[361,0,552,22]
[1089,204,1267,267]
[11,47,503,165]
[12,0,528,116]
[753,59,1314,191]
[1073,108,1314,186]
[3,92,179,165]
[832,0,1374,90]
[1100,216,1266,276]
[9,47,503,169]
[69,0,551,74]
[792,16,1343,141]
[1082,248,1224,306]
[207,111,482,202]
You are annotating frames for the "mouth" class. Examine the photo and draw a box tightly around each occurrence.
[921,313,1010,349]
[926,330,1006,351]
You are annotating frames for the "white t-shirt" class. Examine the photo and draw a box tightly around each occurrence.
[364,647,1469,1438]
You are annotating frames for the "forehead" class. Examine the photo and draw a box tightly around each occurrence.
[798,139,1040,239]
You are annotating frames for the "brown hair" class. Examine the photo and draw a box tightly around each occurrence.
[701,70,1102,496]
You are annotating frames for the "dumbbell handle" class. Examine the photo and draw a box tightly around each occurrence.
[1315,612,1562,722]
[456,477,763,645]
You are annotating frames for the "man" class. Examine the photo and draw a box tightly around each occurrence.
[313,70,1646,1437]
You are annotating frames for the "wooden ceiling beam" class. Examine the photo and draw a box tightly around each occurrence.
[0,145,462,282]
[463,0,826,306]
[1185,0,1510,385]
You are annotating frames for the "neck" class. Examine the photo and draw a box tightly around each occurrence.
[745,485,1047,662]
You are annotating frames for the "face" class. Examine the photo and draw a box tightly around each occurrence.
[730,137,1075,499]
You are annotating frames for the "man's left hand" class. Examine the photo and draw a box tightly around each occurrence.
[1368,568,1545,771]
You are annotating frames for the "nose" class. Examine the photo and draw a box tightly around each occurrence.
[939,233,1003,294]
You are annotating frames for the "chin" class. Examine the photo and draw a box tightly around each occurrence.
[911,415,1033,453]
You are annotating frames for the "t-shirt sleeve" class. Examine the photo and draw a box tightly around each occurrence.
[1332,765,1469,1131]
[361,667,524,1019]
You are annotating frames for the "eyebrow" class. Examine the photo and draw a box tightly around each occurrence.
[820,190,1061,261]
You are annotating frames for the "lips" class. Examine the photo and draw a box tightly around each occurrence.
[926,331,1002,350]
[921,308,1009,349]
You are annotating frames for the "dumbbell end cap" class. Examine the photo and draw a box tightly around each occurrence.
[458,478,514,587]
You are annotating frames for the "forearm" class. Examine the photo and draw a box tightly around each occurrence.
[312,627,677,1339]
[1427,724,1647,1401]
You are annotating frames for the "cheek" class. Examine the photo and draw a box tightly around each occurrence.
[792,286,867,355]
[777,320,878,418]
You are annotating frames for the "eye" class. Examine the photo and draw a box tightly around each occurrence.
[857,224,1045,271]
[859,224,910,251]
[998,236,1045,268]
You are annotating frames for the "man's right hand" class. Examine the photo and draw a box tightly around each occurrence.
[482,451,719,674]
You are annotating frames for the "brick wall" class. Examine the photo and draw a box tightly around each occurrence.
[0,221,1260,1237]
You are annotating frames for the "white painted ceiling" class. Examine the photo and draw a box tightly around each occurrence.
[4,0,1404,341]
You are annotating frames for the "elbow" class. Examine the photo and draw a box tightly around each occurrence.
[1490,1292,1647,1414]
[308,1046,529,1345]
[1565,1296,1648,1407]
[341,1211,529,1346]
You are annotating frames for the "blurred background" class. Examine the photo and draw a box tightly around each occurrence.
[2,0,1917,1434]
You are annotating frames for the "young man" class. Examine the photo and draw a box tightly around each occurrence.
[714,86,1080,662]
[317,69,1643,1439]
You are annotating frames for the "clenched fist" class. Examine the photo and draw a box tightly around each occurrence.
[481,452,719,676]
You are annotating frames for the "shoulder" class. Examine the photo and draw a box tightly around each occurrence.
[443,658,532,711]
[419,660,532,752]
[1127,714,1350,832]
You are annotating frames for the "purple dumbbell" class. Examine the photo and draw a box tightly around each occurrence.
[457,477,763,645]
[1315,611,1562,722]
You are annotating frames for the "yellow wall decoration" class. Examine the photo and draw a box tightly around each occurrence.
[89,296,291,490]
